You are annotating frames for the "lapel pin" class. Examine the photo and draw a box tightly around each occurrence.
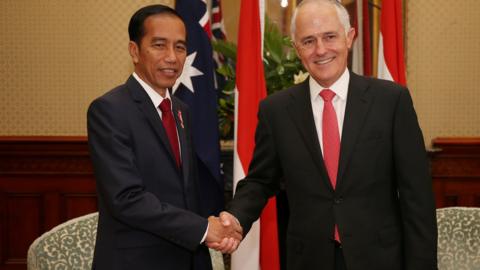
[177,110,184,129]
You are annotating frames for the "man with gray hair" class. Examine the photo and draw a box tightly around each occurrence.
[211,0,437,269]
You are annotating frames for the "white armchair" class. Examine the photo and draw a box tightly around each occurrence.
[437,207,480,270]
[27,212,98,270]
[27,212,225,270]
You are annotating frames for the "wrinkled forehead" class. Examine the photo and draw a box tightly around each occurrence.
[294,2,343,39]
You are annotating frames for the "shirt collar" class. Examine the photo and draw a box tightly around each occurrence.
[132,72,171,109]
[309,68,350,102]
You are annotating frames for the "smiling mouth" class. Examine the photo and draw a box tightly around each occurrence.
[315,57,334,65]
[159,68,178,76]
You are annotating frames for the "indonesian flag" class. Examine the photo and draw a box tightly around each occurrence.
[351,0,371,76]
[231,0,280,269]
[377,0,406,85]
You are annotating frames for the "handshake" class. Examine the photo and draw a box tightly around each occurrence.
[205,211,243,254]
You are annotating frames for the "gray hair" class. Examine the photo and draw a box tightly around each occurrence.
[290,0,351,40]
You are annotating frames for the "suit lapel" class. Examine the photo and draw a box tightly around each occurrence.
[127,76,181,173]
[337,72,373,189]
[172,98,190,187]
[286,80,332,191]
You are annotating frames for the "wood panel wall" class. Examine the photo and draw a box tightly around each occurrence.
[0,137,97,270]
[0,136,479,270]
[430,137,480,208]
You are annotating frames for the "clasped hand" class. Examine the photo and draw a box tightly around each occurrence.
[205,211,243,254]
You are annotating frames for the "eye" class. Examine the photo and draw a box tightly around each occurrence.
[175,43,187,52]
[153,42,167,49]
[324,34,337,41]
[301,38,316,48]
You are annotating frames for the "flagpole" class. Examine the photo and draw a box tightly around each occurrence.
[372,0,380,77]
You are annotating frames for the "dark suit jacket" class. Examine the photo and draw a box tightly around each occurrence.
[87,76,211,270]
[228,72,437,270]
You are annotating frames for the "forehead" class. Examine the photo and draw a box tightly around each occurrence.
[294,3,343,39]
[142,14,186,40]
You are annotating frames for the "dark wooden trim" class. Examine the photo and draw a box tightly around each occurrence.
[433,137,480,146]
[0,136,92,175]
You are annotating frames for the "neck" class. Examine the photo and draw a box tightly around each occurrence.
[156,88,167,98]
[134,71,167,97]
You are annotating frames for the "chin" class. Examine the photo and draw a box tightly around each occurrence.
[155,79,176,88]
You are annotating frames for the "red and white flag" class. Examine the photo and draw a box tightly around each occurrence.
[231,0,280,269]
[377,0,406,85]
[351,0,371,76]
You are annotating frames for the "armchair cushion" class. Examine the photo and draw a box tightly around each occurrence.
[27,212,98,270]
[437,207,480,270]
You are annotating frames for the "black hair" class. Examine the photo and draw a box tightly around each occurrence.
[128,5,184,45]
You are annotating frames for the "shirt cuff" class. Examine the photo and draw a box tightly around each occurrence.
[200,223,209,243]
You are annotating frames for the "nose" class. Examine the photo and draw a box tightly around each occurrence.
[314,40,327,55]
[164,46,177,63]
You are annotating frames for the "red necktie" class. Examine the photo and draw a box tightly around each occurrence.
[320,89,341,242]
[159,98,181,168]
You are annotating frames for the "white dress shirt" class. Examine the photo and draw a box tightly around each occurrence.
[132,72,172,119]
[309,68,350,156]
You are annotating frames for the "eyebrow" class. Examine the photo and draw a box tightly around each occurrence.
[300,35,316,42]
[300,31,338,40]
[151,37,167,42]
[151,37,187,46]
[323,31,338,36]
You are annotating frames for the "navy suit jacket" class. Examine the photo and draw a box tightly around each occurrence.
[228,72,437,270]
[87,76,210,270]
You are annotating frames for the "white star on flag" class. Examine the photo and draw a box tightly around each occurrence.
[172,52,204,94]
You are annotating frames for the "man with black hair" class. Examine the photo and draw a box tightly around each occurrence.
[87,5,241,269]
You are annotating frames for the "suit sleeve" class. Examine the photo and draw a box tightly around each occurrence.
[227,101,282,234]
[393,89,437,269]
[87,98,207,251]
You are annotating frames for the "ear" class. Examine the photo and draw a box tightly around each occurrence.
[128,41,140,64]
[346,27,355,49]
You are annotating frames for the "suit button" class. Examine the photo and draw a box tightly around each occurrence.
[334,197,343,204]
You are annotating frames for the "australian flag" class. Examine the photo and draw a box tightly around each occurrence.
[174,0,223,218]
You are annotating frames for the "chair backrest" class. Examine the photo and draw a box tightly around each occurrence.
[27,212,98,270]
[27,212,225,270]
[437,207,480,270]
